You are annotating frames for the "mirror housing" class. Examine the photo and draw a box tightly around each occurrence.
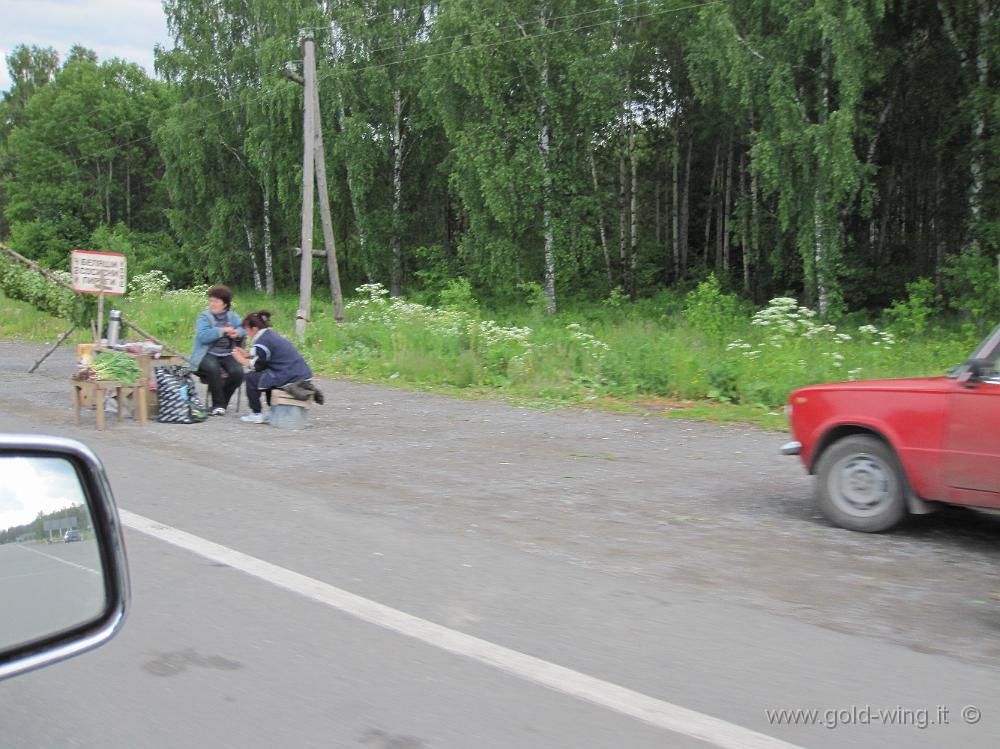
[0,435,129,681]
[957,358,994,385]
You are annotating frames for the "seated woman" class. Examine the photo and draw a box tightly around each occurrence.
[189,285,246,416]
[232,311,314,424]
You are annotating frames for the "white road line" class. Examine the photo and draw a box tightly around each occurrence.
[119,509,803,749]
[0,570,57,582]
[18,544,101,575]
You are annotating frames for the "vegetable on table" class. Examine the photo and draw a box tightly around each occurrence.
[91,352,143,385]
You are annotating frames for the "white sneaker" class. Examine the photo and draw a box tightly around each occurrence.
[240,412,266,424]
[211,407,226,416]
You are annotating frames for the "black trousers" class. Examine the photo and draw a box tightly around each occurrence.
[196,354,244,409]
[244,370,273,414]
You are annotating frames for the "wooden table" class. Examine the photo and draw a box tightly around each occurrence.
[71,378,148,431]
[93,348,186,418]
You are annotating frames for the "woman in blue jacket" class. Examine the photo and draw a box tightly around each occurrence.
[232,310,313,423]
[189,285,246,416]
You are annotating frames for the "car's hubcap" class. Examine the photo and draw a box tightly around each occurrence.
[833,454,891,514]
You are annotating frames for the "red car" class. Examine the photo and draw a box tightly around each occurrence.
[784,324,1000,532]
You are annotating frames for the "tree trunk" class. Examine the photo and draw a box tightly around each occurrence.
[538,11,556,315]
[629,110,638,301]
[339,94,369,281]
[933,170,944,294]
[740,147,750,292]
[262,181,274,296]
[971,0,989,222]
[937,0,989,227]
[876,166,895,262]
[681,131,691,273]
[814,40,833,316]
[244,220,263,291]
[618,119,628,289]
[106,160,113,224]
[722,137,734,273]
[655,179,661,275]
[125,157,131,228]
[716,184,724,271]
[749,140,760,301]
[671,121,680,282]
[587,139,613,289]
[814,187,827,314]
[312,79,344,322]
[704,140,720,266]
[390,87,405,297]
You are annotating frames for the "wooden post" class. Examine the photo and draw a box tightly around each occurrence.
[296,34,317,342]
[94,268,110,343]
[312,76,345,324]
[29,324,76,373]
[96,297,105,344]
[121,318,189,362]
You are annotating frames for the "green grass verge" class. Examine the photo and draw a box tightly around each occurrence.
[1,284,976,433]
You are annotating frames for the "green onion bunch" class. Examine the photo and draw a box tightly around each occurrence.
[91,352,142,385]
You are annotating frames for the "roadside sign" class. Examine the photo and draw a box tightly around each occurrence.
[70,250,126,294]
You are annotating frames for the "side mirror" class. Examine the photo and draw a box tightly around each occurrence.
[0,435,129,681]
[957,358,994,385]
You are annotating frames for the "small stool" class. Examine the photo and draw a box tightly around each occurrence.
[196,370,242,413]
[71,379,148,431]
[269,389,311,430]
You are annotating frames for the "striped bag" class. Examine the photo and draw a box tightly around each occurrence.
[154,366,208,424]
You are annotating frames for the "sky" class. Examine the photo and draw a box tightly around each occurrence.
[0,0,172,93]
[0,457,86,531]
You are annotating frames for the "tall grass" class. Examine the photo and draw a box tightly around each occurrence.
[0,272,977,425]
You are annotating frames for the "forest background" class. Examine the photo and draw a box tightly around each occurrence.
[1,0,998,425]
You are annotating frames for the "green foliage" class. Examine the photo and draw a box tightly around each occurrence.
[0,1,997,322]
[706,360,740,404]
[128,270,171,298]
[518,281,551,317]
[438,277,479,315]
[886,278,941,336]
[89,225,183,281]
[683,275,745,342]
[942,244,1000,332]
[2,54,169,266]
[714,296,967,407]
[602,287,629,312]
[413,245,461,297]
[0,255,91,324]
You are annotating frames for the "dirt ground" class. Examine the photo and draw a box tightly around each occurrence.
[3,339,1000,670]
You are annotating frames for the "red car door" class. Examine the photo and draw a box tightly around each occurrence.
[946,377,1000,496]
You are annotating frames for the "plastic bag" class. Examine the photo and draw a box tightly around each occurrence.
[154,366,208,424]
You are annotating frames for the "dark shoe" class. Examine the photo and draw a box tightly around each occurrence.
[312,387,324,405]
[284,380,315,401]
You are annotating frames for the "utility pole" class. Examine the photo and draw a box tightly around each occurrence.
[312,73,345,324]
[291,33,345,342]
[295,33,316,342]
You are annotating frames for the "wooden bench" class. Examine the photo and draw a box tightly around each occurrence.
[71,378,148,431]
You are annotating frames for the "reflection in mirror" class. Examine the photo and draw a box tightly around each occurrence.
[0,457,106,653]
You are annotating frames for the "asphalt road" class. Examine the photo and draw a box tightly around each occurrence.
[0,540,104,650]
[1,340,999,748]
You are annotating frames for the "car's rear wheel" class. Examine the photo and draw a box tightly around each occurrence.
[815,435,907,532]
